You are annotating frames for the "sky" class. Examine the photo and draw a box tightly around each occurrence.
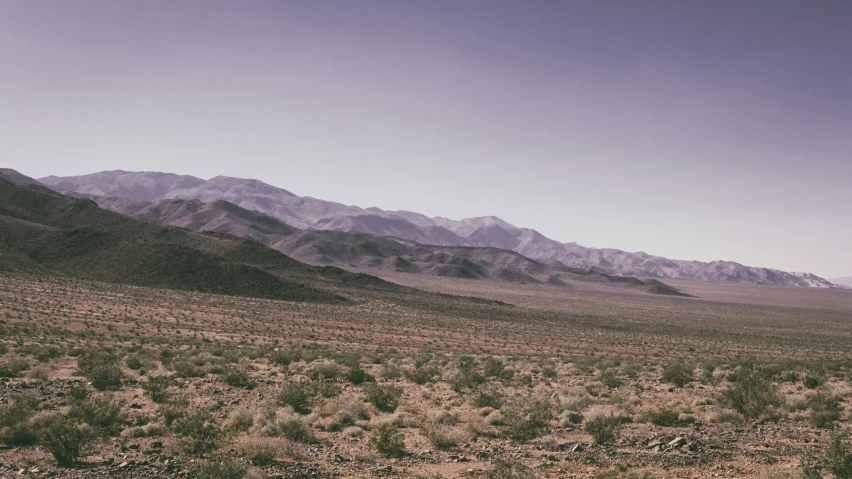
[1,0,850,278]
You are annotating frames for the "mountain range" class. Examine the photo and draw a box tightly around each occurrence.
[36,170,844,289]
[831,277,852,288]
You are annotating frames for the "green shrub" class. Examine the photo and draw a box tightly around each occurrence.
[599,369,622,388]
[718,370,780,419]
[345,365,374,385]
[124,355,144,370]
[808,391,842,429]
[160,395,189,426]
[275,414,314,443]
[0,358,30,378]
[640,407,681,427]
[586,414,622,445]
[472,386,505,409]
[484,458,536,479]
[222,364,255,389]
[269,347,302,366]
[173,409,225,456]
[192,458,247,479]
[311,380,342,399]
[800,450,823,479]
[363,383,403,412]
[803,375,823,389]
[142,375,173,403]
[448,357,486,392]
[404,366,438,385]
[368,423,406,457]
[0,395,40,446]
[500,393,553,442]
[76,349,123,391]
[825,429,852,479]
[39,415,97,466]
[661,362,693,388]
[68,394,124,436]
[308,363,341,381]
[278,381,312,414]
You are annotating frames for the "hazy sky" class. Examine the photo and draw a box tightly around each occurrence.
[1,1,850,278]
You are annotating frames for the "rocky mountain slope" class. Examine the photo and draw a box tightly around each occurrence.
[38,170,841,288]
[67,194,684,293]
[830,277,852,289]
[0,171,413,302]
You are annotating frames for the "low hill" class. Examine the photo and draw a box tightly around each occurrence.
[0,175,354,302]
[85,193,689,295]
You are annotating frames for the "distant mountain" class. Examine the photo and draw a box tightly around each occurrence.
[38,170,842,289]
[75,193,681,293]
[0,171,409,302]
[830,277,852,289]
[40,170,205,202]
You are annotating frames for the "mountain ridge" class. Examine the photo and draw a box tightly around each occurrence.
[37,170,842,289]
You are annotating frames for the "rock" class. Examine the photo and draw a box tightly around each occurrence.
[571,443,584,453]
[668,437,687,448]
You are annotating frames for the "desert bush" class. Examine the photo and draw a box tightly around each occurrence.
[448,356,486,392]
[500,392,554,442]
[173,409,225,456]
[718,370,780,419]
[237,437,281,466]
[76,349,122,390]
[269,347,302,366]
[368,423,406,457]
[160,395,189,426]
[224,407,258,433]
[222,364,255,389]
[124,354,144,370]
[267,409,314,443]
[0,358,30,378]
[68,394,125,436]
[803,375,823,389]
[172,360,205,378]
[311,380,342,399]
[363,383,403,412]
[314,395,370,431]
[586,413,622,445]
[142,375,173,403]
[640,407,681,427]
[800,450,823,479]
[600,369,622,388]
[594,469,655,479]
[0,395,40,445]
[192,458,247,479]
[705,408,743,424]
[404,366,439,385]
[423,411,465,450]
[39,415,97,466]
[808,391,842,429]
[484,458,536,479]
[28,366,49,381]
[345,365,374,385]
[823,429,852,479]
[120,423,165,438]
[308,363,341,381]
[661,362,693,388]
[278,381,312,414]
[472,385,505,409]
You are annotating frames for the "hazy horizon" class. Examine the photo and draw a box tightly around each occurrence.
[2,1,850,279]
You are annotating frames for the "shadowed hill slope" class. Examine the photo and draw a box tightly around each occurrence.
[0,177,354,302]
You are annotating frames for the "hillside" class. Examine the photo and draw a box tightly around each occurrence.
[38,170,840,288]
[61,192,687,295]
[0,174,354,302]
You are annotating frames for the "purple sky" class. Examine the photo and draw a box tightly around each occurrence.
[1,1,850,278]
